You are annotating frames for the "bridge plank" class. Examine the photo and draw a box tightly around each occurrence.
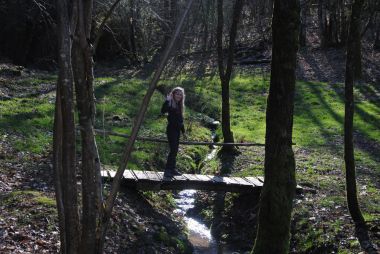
[212,176,226,184]
[223,177,240,185]
[102,170,266,193]
[230,177,253,186]
[245,177,263,187]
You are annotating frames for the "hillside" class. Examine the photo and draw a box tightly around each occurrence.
[0,41,379,253]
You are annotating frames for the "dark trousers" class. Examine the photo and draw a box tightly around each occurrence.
[165,126,180,172]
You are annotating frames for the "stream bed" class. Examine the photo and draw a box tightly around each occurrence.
[174,190,239,254]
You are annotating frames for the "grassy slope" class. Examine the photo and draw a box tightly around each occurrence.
[0,69,379,253]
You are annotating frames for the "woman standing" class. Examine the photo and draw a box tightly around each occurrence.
[161,87,186,178]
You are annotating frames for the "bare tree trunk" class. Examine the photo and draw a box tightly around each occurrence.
[252,0,300,253]
[55,0,80,253]
[201,0,212,54]
[129,0,138,62]
[318,0,327,47]
[375,18,380,50]
[93,0,123,51]
[330,1,339,45]
[71,0,103,252]
[53,82,66,254]
[95,1,195,253]
[339,0,348,45]
[344,0,365,236]
[344,2,379,252]
[299,0,308,47]
[217,0,244,152]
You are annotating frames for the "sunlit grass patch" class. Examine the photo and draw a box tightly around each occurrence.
[0,97,54,153]
[5,190,56,207]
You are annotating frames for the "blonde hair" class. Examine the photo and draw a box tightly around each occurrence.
[169,86,185,115]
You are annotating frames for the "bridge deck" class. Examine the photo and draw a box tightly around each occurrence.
[102,170,265,193]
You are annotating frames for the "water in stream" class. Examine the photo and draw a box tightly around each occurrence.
[174,190,238,254]
[174,189,219,253]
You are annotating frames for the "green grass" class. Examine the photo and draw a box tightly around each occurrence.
[161,75,379,151]
[0,97,54,153]
[2,71,378,174]
[4,190,56,207]
[0,69,379,253]
[93,77,210,171]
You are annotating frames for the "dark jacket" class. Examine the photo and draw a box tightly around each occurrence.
[161,100,185,133]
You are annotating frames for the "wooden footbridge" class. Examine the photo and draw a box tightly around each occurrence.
[102,170,266,193]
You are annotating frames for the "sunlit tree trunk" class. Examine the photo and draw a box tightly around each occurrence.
[252,0,300,253]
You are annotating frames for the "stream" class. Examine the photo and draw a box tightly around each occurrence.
[173,124,239,254]
[174,190,238,254]
[174,189,218,253]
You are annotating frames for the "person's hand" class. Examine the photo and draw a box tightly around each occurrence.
[166,94,172,101]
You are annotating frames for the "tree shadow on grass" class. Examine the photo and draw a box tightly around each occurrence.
[295,81,379,164]
[294,82,343,153]
[329,83,380,164]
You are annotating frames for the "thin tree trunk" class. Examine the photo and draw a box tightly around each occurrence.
[71,0,102,252]
[331,1,339,45]
[339,0,348,45]
[374,19,380,50]
[55,0,80,253]
[344,2,378,252]
[201,0,211,54]
[344,0,365,232]
[217,0,243,152]
[299,0,308,47]
[93,0,123,51]
[129,0,137,62]
[252,0,300,253]
[53,82,66,254]
[95,1,195,253]
[318,0,327,47]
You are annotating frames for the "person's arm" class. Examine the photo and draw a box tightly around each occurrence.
[161,100,169,114]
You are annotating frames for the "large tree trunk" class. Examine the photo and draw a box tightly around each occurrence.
[217,0,243,152]
[55,0,80,253]
[252,0,299,253]
[344,0,365,235]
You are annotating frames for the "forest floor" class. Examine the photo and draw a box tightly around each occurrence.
[0,41,379,253]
